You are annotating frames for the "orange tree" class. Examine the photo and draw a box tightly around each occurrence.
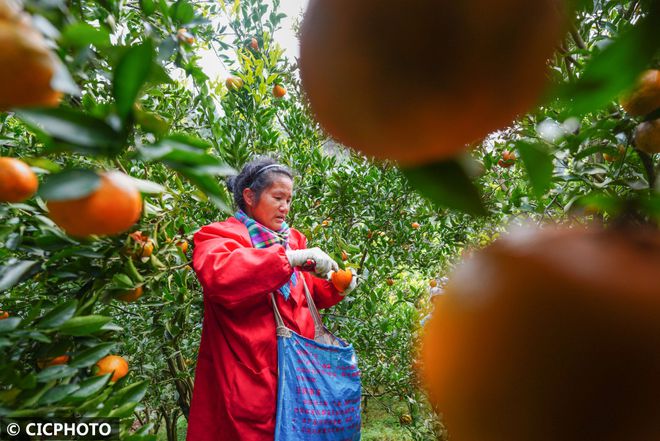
[1,1,659,441]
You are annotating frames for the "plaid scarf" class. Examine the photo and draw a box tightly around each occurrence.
[234,210,297,300]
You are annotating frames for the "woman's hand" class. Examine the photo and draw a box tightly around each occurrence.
[286,247,338,278]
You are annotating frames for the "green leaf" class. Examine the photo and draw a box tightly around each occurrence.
[0,318,21,333]
[111,273,134,290]
[61,23,111,47]
[58,316,112,336]
[516,141,554,198]
[139,0,156,15]
[113,41,155,120]
[37,300,78,329]
[38,383,80,405]
[0,260,40,291]
[114,380,149,404]
[37,169,100,201]
[402,159,487,216]
[66,375,110,400]
[170,0,195,23]
[69,343,116,368]
[15,108,121,155]
[557,5,660,115]
[36,365,77,382]
[107,401,138,418]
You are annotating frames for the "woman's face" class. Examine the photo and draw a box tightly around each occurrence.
[244,175,293,231]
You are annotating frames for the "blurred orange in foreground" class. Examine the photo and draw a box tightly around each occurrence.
[0,0,62,110]
[300,0,567,165]
[421,224,660,441]
[47,171,142,237]
[620,69,660,117]
[0,157,38,203]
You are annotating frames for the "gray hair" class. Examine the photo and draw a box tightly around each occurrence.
[226,157,294,212]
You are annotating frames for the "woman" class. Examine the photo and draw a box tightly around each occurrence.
[186,157,356,441]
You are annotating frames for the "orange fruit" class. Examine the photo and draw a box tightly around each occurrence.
[250,37,259,50]
[176,239,189,254]
[0,310,8,319]
[620,70,660,117]
[421,225,660,441]
[176,28,194,45]
[273,84,287,98]
[140,239,154,257]
[0,7,62,110]
[226,76,244,91]
[321,220,330,227]
[341,250,348,261]
[0,157,38,202]
[46,171,142,237]
[115,286,144,302]
[95,355,129,382]
[498,150,517,167]
[37,354,70,369]
[128,232,155,258]
[300,0,567,165]
[331,269,353,292]
[633,118,660,154]
[411,222,420,229]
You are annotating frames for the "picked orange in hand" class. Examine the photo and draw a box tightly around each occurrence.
[331,268,353,293]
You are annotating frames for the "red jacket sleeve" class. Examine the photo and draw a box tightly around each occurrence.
[192,222,294,309]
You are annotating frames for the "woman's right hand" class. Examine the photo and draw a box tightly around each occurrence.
[286,247,338,278]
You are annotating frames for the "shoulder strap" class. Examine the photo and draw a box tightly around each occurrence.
[269,276,325,340]
[270,293,291,337]
[300,276,325,340]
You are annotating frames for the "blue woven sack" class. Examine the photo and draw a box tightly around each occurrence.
[272,278,361,441]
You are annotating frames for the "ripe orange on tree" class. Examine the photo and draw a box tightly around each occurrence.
[226,76,244,91]
[0,1,62,110]
[176,28,194,45]
[273,84,287,98]
[0,310,8,320]
[331,269,353,293]
[129,231,154,258]
[0,157,38,203]
[37,354,70,369]
[176,239,189,254]
[250,37,259,50]
[498,150,516,168]
[633,118,660,154]
[411,222,420,229]
[620,69,660,117]
[95,355,129,382]
[421,224,660,441]
[46,171,142,237]
[341,250,348,261]
[300,0,567,165]
[115,285,144,302]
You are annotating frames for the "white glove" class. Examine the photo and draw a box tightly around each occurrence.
[286,247,339,278]
[329,268,358,296]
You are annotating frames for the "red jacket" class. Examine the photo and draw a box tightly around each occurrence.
[186,217,345,441]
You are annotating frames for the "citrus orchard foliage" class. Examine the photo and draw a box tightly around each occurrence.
[0,0,659,440]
